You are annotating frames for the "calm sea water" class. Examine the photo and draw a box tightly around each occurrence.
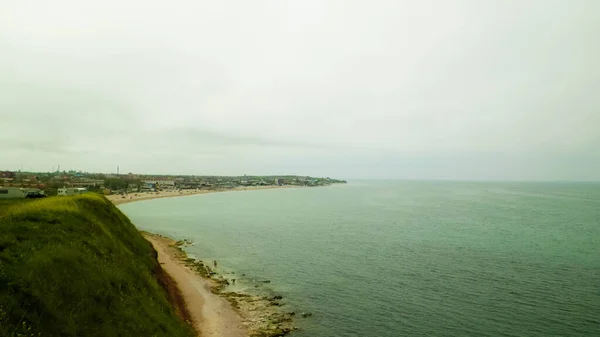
[120,181,600,336]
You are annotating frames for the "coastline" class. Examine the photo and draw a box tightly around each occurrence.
[112,187,305,336]
[108,185,301,206]
[144,233,247,337]
[143,232,295,337]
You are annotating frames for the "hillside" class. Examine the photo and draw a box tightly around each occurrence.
[0,194,195,337]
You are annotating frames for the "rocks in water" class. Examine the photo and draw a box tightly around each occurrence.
[301,312,313,318]
[177,256,295,337]
[222,291,251,298]
[267,327,293,336]
[218,278,229,284]
[250,327,292,337]
[175,239,194,247]
[265,295,283,301]
[271,313,294,324]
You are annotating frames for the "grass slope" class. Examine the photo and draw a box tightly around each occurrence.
[0,194,194,337]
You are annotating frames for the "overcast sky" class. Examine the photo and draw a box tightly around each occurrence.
[1,0,599,180]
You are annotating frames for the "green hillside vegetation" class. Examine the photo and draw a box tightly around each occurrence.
[0,200,29,214]
[0,194,194,337]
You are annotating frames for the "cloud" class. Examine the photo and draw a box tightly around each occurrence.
[1,0,599,179]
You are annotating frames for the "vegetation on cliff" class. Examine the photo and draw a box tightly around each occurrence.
[0,195,194,337]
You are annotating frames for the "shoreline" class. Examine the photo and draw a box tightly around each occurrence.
[107,185,302,206]
[110,184,328,336]
[144,233,247,337]
[143,232,295,337]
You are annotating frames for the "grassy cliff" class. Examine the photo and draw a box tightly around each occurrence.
[0,194,194,337]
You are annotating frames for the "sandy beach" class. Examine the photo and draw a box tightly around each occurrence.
[143,233,295,337]
[144,234,247,337]
[115,189,296,337]
[107,185,299,206]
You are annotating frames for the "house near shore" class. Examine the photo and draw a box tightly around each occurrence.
[0,187,44,199]
[143,179,175,191]
[1,171,15,185]
[0,171,15,179]
[70,179,104,188]
[140,182,155,192]
[0,187,26,199]
[58,187,87,196]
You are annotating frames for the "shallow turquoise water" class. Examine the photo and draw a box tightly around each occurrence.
[121,181,600,336]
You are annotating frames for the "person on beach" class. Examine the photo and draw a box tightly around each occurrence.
[213,260,217,268]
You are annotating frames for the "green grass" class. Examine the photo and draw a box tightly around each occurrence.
[0,199,33,215]
[0,194,194,337]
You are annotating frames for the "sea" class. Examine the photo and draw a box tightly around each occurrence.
[119,181,600,337]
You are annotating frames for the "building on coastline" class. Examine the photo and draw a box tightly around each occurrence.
[1,171,15,185]
[0,171,15,179]
[144,179,176,191]
[57,187,88,196]
[0,187,25,199]
[70,179,105,188]
[0,187,44,199]
[140,182,155,192]
[179,181,200,189]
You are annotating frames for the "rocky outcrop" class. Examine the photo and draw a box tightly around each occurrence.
[174,243,297,337]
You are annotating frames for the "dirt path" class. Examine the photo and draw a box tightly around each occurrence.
[145,234,247,337]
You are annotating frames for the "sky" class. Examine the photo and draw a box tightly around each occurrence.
[1,0,599,180]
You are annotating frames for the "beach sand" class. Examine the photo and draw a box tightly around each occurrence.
[107,185,298,206]
[145,233,247,337]
[115,188,297,337]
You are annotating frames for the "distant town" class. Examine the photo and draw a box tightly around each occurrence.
[0,170,347,199]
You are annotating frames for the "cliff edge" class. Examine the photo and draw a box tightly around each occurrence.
[0,194,194,337]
